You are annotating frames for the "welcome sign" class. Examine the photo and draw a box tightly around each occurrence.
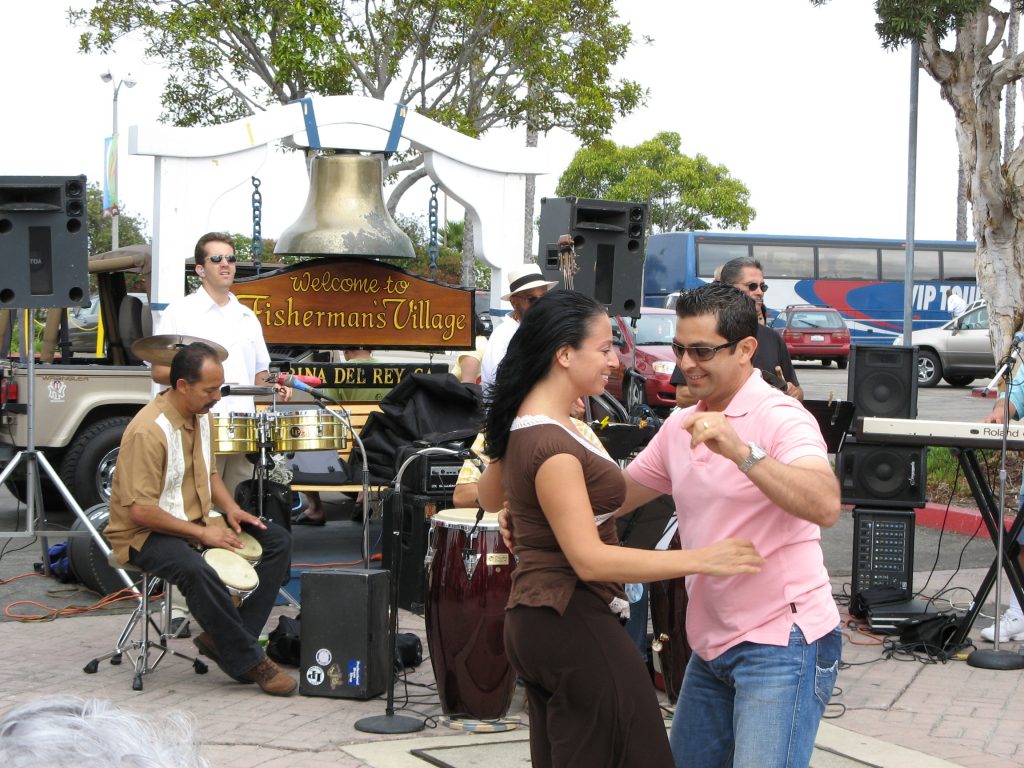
[233,257,474,350]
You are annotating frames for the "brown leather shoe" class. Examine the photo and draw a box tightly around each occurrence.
[192,632,252,684]
[241,656,297,696]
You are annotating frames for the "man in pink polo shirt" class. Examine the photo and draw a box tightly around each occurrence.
[623,282,841,768]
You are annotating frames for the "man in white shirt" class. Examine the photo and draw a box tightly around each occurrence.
[944,286,968,319]
[479,263,557,396]
[152,232,289,495]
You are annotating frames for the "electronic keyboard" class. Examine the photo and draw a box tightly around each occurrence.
[857,417,1024,450]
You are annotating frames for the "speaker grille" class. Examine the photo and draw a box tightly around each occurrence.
[848,345,918,421]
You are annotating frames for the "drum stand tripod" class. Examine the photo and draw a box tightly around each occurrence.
[0,310,134,592]
[251,409,300,609]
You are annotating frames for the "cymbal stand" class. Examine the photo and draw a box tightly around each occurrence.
[967,352,1024,670]
[0,310,135,592]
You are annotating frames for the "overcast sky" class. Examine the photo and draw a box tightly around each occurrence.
[1,1,963,247]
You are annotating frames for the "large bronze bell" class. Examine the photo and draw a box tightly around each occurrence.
[276,152,416,259]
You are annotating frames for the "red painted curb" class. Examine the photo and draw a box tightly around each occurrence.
[843,503,1016,541]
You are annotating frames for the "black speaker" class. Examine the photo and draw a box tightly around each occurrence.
[851,507,915,600]
[299,569,389,699]
[836,438,928,508]
[382,491,452,613]
[0,176,89,309]
[538,196,648,318]
[847,345,918,420]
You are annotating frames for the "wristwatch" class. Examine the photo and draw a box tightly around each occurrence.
[738,441,767,473]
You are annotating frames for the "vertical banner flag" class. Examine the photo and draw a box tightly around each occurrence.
[103,135,118,212]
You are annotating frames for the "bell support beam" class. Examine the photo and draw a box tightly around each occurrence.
[129,95,553,320]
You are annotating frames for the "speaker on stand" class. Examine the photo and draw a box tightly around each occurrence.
[538,196,648,318]
[847,345,918,420]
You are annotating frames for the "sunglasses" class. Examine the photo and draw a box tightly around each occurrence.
[741,281,768,292]
[206,254,237,264]
[670,339,741,362]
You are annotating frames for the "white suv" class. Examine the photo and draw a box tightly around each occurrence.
[892,301,995,387]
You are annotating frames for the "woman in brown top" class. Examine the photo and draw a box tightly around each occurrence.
[479,290,763,768]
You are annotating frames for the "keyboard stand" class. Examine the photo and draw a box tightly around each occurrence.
[948,447,1024,646]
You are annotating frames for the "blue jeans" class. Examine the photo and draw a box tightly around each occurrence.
[669,624,841,768]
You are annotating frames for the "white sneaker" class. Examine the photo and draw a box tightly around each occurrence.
[980,611,1024,642]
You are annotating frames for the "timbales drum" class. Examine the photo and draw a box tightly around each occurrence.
[211,413,258,454]
[272,409,349,452]
[424,508,517,720]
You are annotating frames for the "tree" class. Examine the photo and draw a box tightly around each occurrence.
[813,1,1024,356]
[555,132,756,232]
[85,183,148,255]
[71,0,645,203]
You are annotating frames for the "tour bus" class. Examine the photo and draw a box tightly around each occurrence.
[643,231,978,345]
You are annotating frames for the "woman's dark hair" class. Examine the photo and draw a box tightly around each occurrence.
[169,342,220,388]
[674,282,758,344]
[484,289,607,460]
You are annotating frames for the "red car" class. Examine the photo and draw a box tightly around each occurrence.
[770,305,851,368]
[605,308,678,415]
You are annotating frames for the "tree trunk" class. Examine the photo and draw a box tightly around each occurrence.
[956,150,969,241]
[924,14,1024,357]
[524,102,538,262]
[1006,10,1018,163]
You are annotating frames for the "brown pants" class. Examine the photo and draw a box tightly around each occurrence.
[504,587,674,768]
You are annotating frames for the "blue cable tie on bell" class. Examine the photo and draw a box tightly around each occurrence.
[294,96,321,149]
[385,103,408,156]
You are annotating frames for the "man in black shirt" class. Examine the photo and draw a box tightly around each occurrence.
[670,256,802,407]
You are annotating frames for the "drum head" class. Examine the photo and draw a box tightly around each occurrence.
[203,548,259,591]
[434,508,498,528]
[234,531,263,563]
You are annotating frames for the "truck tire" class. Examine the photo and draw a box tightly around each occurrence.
[60,417,132,508]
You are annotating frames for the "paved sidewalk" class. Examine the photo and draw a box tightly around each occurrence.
[0,565,1018,766]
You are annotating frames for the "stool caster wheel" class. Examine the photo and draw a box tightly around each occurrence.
[194,659,208,675]
[132,673,143,691]
[111,653,123,666]
[83,659,99,674]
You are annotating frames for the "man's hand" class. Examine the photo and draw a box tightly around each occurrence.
[983,400,1010,424]
[224,506,266,533]
[199,524,244,551]
[276,385,292,402]
[682,411,747,466]
[497,503,514,550]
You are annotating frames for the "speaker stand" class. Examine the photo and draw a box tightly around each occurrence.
[355,447,463,735]
[0,311,135,593]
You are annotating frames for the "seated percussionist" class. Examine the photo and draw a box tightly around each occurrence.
[104,342,296,696]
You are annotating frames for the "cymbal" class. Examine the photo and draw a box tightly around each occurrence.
[131,335,229,366]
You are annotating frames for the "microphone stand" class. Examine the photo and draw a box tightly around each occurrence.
[968,348,1024,670]
[356,446,465,735]
[296,389,374,567]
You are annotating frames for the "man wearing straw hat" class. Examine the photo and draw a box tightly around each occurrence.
[480,263,557,396]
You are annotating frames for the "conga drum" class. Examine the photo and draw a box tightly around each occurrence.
[424,508,517,720]
[649,528,691,704]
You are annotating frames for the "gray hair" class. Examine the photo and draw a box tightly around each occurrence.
[718,256,764,287]
[0,696,208,768]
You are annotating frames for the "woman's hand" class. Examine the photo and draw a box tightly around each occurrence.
[695,538,764,576]
[497,502,514,550]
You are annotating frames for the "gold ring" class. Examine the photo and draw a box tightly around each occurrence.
[703,420,709,430]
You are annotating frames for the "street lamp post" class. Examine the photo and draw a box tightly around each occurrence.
[100,71,136,251]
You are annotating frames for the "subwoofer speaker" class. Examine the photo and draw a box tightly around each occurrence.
[299,569,389,699]
[847,345,918,420]
[382,491,451,613]
[538,196,648,318]
[0,176,89,310]
[836,438,928,509]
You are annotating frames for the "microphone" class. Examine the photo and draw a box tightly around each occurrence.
[1012,332,1024,351]
[220,384,275,396]
[272,374,340,404]
[268,373,324,387]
